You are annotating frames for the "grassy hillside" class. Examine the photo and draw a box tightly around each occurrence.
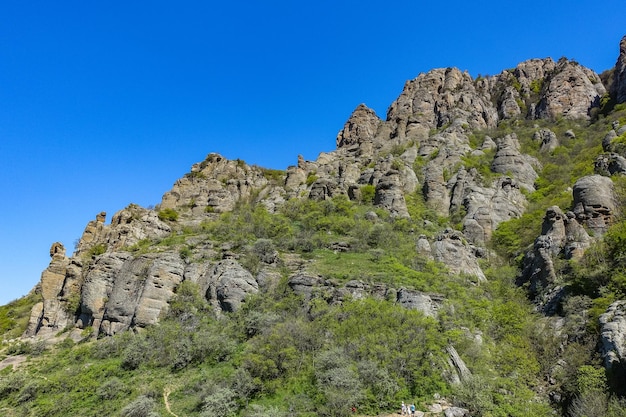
[4,106,626,416]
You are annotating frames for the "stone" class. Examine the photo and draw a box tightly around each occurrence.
[572,175,616,235]
[205,259,259,312]
[491,134,539,191]
[444,407,471,417]
[336,104,381,148]
[431,229,485,281]
[533,128,559,153]
[595,153,626,176]
[396,288,442,317]
[611,36,626,104]
[599,301,626,374]
[535,59,605,120]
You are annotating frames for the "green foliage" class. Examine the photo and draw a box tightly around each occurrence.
[158,208,179,222]
[10,106,626,416]
[87,243,107,258]
[0,293,39,339]
[305,173,318,186]
[259,167,285,182]
[360,184,376,204]
[530,78,544,94]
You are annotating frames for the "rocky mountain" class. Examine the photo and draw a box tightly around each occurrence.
[5,35,626,417]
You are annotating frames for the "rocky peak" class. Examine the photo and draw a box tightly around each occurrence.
[386,67,498,142]
[336,103,382,149]
[534,58,605,120]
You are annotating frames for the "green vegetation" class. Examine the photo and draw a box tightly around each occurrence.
[157,208,179,222]
[5,101,626,417]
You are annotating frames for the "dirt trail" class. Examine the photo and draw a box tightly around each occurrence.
[163,387,180,417]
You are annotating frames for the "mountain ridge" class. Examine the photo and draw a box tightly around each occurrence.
[3,35,626,417]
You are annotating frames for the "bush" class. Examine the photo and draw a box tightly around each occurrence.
[158,208,179,222]
[121,395,159,417]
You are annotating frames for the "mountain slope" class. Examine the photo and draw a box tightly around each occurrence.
[3,36,626,417]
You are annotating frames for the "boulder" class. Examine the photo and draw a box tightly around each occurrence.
[533,128,559,153]
[572,175,616,235]
[396,288,442,317]
[431,229,485,281]
[599,301,626,373]
[444,407,471,417]
[491,134,539,191]
[205,259,259,312]
[595,153,626,176]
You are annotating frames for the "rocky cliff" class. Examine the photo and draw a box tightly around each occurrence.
[19,38,626,394]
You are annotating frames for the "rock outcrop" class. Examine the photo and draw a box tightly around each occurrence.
[490,134,540,191]
[534,59,605,120]
[24,243,72,337]
[611,35,626,104]
[599,301,626,374]
[336,104,381,148]
[430,229,486,281]
[572,175,617,236]
[287,274,443,318]
[22,41,625,343]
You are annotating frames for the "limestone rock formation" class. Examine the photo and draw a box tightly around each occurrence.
[595,152,626,176]
[599,301,626,374]
[21,42,626,345]
[572,175,617,235]
[534,59,605,120]
[160,153,285,217]
[24,243,72,337]
[451,171,527,246]
[386,67,498,141]
[611,35,626,104]
[491,133,540,191]
[98,252,184,336]
[430,229,486,281]
[204,259,259,313]
[336,104,381,148]
[75,206,172,256]
[533,128,559,153]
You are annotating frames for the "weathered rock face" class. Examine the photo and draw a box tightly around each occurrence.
[386,67,498,141]
[430,229,486,281]
[595,152,626,176]
[611,35,626,104]
[451,171,527,246]
[24,243,72,337]
[336,104,382,148]
[98,252,184,336]
[535,59,605,120]
[203,260,259,313]
[160,153,286,216]
[75,206,172,256]
[534,128,559,153]
[491,134,540,191]
[599,301,626,375]
[572,175,617,236]
[519,200,596,313]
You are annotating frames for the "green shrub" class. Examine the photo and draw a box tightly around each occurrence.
[158,208,179,222]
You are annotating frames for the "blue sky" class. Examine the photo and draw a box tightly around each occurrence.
[1,1,625,305]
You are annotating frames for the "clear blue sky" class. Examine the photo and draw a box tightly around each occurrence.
[1,1,624,305]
